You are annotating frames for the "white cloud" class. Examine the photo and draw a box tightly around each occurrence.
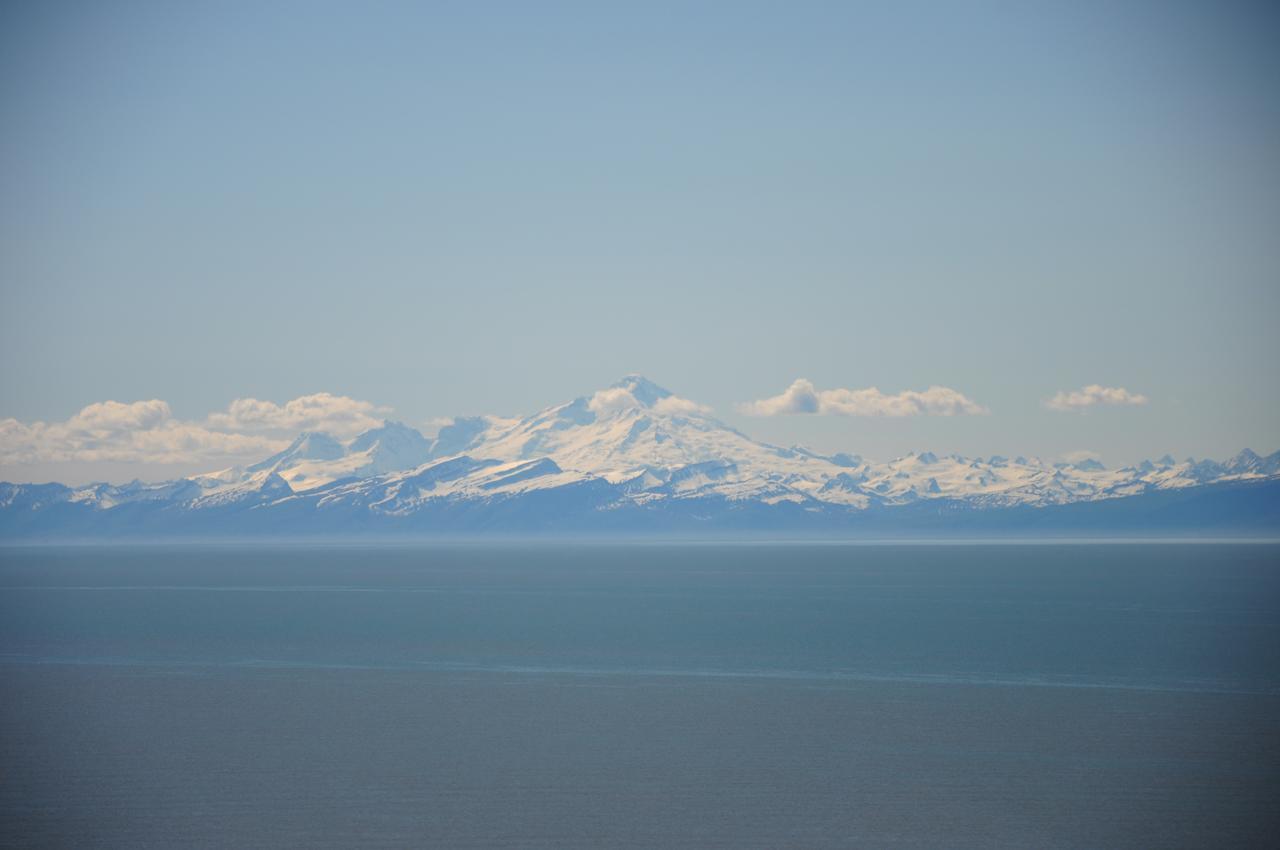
[738,380,821,416]
[588,388,710,417]
[0,392,390,467]
[1061,449,1101,464]
[587,387,642,416]
[206,392,387,437]
[652,395,711,416]
[739,379,987,417]
[70,399,173,433]
[1044,385,1148,412]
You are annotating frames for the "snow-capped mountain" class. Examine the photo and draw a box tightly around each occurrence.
[2,376,1278,537]
[187,420,434,500]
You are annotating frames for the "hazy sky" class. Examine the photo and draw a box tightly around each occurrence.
[2,1,1278,483]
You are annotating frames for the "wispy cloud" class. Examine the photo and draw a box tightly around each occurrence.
[1044,385,1148,412]
[0,393,389,467]
[652,395,711,416]
[588,388,710,417]
[587,388,642,416]
[739,379,987,417]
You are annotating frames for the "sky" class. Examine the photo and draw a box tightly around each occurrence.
[1,0,1278,484]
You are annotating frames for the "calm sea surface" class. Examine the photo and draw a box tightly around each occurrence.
[1,543,1277,847]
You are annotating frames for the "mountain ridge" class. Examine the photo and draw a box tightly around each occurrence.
[2,376,1277,538]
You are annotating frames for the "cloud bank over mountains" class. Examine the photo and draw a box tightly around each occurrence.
[739,379,988,418]
[0,393,387,466]
[1045,385,1149,412]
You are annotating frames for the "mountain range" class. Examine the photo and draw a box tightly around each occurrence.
[2,376,1278,539]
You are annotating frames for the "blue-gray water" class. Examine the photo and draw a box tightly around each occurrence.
[1,543,1277,848]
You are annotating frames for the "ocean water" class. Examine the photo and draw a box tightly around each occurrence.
[0,542,1277,848]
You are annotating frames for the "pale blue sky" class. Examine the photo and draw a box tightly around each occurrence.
[2,1,1278,482]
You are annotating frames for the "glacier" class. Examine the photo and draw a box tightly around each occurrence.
[2,376,1278,539]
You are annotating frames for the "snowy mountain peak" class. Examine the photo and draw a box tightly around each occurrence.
[1223,448,1280,476]
[1226,448,1261,472]
[349,420,431,457]
[347,420,433,472]
[247,431,344,473]
[607,375,674,408]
